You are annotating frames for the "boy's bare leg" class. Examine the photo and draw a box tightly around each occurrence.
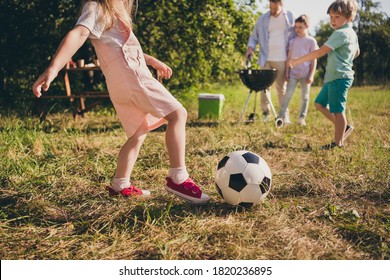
[334,113,347,146]
[315,102,335,124]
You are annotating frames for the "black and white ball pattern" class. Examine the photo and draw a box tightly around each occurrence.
[215,150,272,207]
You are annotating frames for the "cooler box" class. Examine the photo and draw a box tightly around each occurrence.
[198,93,225,119]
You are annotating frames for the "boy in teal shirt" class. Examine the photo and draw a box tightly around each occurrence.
[289,0,360,149]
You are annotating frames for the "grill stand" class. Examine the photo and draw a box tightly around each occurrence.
[238,89,278,123]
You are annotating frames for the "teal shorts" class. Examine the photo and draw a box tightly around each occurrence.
[315,79,353,113]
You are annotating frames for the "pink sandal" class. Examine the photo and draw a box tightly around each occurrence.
[106,185,150,197]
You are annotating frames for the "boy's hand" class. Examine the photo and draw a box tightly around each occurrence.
[32,67,58,98]
[288,59,297,68]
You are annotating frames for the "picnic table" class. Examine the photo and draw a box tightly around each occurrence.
[34,61,110,121]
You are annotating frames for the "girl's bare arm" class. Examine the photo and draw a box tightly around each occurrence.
[32,25,90,97]
[144,53,172,79]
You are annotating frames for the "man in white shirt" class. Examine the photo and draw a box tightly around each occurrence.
[246,0,295,122]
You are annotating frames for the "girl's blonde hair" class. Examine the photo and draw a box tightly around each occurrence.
[327,0,359,21]
[81,0,136,30]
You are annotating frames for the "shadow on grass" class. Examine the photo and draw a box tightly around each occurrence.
[0,188,257,233]
[273,183,319,198]
[338,223,388,259]
[263,141,313,152]
[319,208,389,260]
[150,121,221,133]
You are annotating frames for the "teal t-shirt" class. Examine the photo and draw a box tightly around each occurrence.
[324,23,359,83]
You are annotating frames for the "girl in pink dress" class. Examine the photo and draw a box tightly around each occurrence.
[32,0,210,205]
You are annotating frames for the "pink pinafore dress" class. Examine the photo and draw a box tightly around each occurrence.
[76,2,182,137]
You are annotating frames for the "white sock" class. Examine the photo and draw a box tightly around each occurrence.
[168,167,189,184]
[112,177,130,192]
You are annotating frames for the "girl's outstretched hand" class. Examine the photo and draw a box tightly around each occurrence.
[144,54,172,80]
[32,67,58,98]
[154,60,172,80]
[32,25,91,97]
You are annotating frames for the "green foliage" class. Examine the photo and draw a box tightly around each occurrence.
[0,0,80,110]
[0,0,257,110]
[355,0,390,85]
[135,0,256,92]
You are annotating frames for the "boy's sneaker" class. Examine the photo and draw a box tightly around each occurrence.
[343,125,354,141]
[166,177,210,205]
[298,118,306,126]
[320,142,343,150]
[106,185,150,197]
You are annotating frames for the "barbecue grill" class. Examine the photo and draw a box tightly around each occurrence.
[237,68,279,124]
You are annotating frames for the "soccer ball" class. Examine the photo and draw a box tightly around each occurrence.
[215,150,272,207]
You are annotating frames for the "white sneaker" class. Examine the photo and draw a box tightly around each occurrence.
[262,113,271,122]
[298,118,306,126]
[284,117,292,125]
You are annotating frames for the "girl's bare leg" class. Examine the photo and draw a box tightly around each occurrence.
[164,106,191,184]
[115,121,148,179]
[163,106,210,204]
[164,106,187,168]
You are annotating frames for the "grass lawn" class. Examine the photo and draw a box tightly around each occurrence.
[0,83,389,259]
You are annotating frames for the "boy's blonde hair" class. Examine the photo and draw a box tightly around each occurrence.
[81,0,136,30]
[327,0,359,21]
